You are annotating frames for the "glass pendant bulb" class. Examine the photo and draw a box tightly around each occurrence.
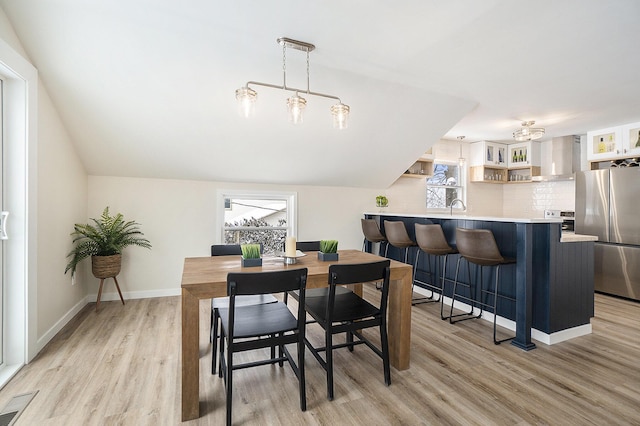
[287,94,307,124]
[235,87,257,118]
[330,102,350,130]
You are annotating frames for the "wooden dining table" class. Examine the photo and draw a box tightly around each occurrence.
[180,249,413,421]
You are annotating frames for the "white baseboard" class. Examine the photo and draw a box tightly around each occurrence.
[412,286,591,345]
[86,287,182,303]
[36,296,87,356]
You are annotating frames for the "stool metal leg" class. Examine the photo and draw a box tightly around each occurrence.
[448,257,481,323]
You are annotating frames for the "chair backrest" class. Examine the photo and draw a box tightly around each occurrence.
[455,228,504,266]
[383,221,415,247]
[415,224,454,255]
[296,241,321,251]
[361,219,386,243]
[211,244,263,256]
[227,268,308,297]
[327,260,391,320]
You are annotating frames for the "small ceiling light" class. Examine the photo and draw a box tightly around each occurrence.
[331,102,350,129]
[235,37,350,129]
[287,93,307,124]
[235,87,257,118]
[513,120,545,141]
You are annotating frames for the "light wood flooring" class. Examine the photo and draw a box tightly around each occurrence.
[1,289,639,425]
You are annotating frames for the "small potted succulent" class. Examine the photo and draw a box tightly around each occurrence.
[318,240,339,261]
[241,243,262,267]
[376,195,388,208]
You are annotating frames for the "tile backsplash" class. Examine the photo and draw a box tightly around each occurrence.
[502,180,575,218]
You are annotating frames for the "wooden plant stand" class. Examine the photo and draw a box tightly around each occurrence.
[95,276,125,312]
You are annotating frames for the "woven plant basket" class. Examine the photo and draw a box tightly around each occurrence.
[91,254,122,279]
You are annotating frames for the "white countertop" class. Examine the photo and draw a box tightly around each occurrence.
[364,211,564,224]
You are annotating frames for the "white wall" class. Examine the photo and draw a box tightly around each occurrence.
[37,82,88,339]
[1,7,89,357]
[85,176,380,298]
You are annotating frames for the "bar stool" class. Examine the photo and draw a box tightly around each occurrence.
[383,220,416,263]
[361,218,387,256]
[384,220,424,303]
[451,227,516,344]
[413,223,458,312]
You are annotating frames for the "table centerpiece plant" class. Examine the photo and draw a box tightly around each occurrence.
[318,239,339,261]
[241,243,262,267]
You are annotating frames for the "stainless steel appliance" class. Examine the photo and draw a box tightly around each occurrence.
[575,168,640,301]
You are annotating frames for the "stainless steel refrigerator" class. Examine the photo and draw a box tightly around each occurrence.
[575,168,640,301]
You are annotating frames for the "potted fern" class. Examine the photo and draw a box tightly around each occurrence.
[318,240,339,261]
[241,243,262,267]
[65,207,152,278]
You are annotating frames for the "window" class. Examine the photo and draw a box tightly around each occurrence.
[426,162,464,209]
[216,190,297,254]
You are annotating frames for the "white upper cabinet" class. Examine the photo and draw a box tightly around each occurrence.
[507,141,541,168]
[621,122,640,157]
[585,122,640,161]
[470,141,507,168]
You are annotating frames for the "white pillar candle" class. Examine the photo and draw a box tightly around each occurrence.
[285,236,297,257]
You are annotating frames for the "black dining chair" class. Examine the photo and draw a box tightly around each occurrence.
[218,268,308,426]
[209,244,277,374]
[303,260,391,401]
[296,240,321,251]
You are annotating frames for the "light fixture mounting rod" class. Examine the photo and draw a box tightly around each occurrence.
[277,37,315,52]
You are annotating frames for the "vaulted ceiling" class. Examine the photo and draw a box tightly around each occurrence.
[1,1,639,188]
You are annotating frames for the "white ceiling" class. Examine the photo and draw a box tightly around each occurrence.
[1,0,639,188]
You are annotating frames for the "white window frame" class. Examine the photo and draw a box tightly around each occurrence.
[215,189,297,245]
[425,160,465,211]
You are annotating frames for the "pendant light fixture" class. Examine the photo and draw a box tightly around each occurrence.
[457,136,466,166]
[235,37,350,129]
[513,121,545,141]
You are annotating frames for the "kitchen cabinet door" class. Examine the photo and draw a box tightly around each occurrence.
[621,122,640,157]
[586,126,623,161]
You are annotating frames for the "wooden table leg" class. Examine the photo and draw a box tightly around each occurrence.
[387,269,412,370]
[182,288,200,421]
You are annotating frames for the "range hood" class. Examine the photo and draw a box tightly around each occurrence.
[531,136,581,182]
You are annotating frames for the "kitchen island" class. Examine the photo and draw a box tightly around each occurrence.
[364,212,597,348]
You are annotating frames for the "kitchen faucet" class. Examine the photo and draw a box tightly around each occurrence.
[449,198,466,215]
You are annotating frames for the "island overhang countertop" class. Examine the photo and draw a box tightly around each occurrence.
[363,211,597,242]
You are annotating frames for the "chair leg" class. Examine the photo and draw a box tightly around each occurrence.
[226,338,233,426]
[298,336,307,411]
[326,330,334,401]
[346,330,354,352]
[448,257,477,323]
[439,254,450,320]
[380,321,391,386]
[492,265,515,345]
[211,309,219,374]
[412,251,439,305]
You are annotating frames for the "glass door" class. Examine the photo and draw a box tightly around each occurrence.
[0,78,4,366]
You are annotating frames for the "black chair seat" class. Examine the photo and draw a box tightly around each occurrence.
[219,302,298,338]
[304,291,379,323]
